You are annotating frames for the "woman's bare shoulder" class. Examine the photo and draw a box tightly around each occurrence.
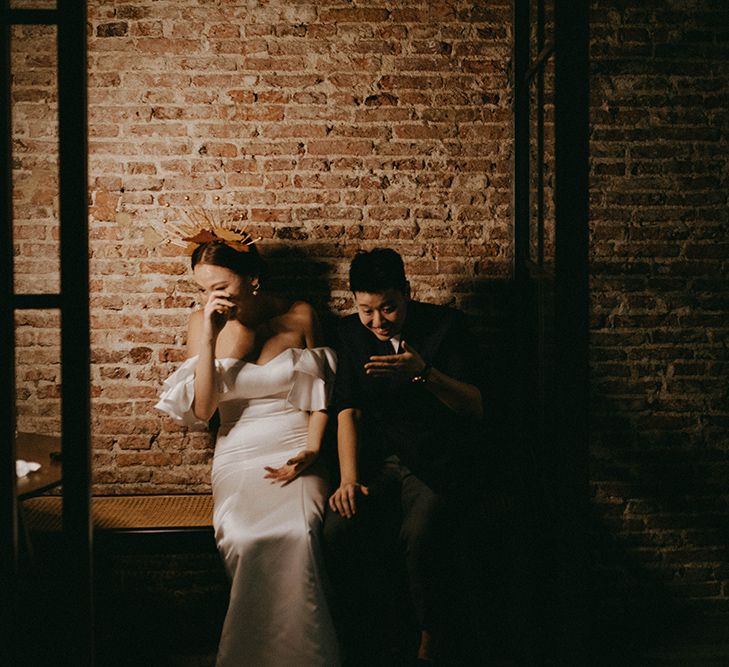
[287,300,317,319]
[276,300,321,345]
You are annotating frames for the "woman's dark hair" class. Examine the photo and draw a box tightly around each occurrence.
[191,240,268,280]
[349,248,408,294]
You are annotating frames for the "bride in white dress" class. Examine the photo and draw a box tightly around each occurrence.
[155,237,340,666]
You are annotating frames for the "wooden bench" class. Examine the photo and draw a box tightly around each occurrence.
[21,494,216,554]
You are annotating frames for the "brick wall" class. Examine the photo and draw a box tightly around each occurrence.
[12,21,62,435]
[12,1,513,492]
[589,0,729,638]
[11,0,729,635]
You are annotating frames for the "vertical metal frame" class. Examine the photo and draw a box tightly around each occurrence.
[512,1,530,284]
[58,1,93,664]
[535,1,546,266]
[0,3,19,662]
[512,0,589,659]
[512,0,590,489]
[1,2,92,664]
[552,2,590,654]
[553,3,589,461]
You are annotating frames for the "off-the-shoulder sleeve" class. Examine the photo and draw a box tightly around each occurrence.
[287,347,337,412]
[154,355,234,428]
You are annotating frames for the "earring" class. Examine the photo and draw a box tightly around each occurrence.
[252,283,260,296]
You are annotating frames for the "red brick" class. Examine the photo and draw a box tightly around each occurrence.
[319,8,390,23]
[306,139,374,156]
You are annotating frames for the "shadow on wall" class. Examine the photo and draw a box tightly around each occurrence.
[261,244,341,345]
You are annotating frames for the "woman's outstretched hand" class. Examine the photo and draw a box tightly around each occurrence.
[264,449,319,486]
[203,289,236,338]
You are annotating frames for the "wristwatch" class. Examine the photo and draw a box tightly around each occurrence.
[411,362,432,384]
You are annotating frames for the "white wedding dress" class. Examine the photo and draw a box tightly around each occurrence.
[155,347,340,667]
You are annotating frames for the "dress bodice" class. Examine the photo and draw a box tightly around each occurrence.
[155,346,337,428]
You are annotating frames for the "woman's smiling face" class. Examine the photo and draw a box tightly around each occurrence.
[193,263,247,304]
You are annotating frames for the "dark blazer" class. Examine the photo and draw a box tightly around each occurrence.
[332,301,485,494]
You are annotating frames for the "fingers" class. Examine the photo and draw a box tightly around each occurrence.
[365,367,398,376]
[328,484,366,518]
[336,488,356,518]
[330,489,350,516]
[263,451,318,486]
[206,291,235,308]
[402,340,422,359]
[207,300,235,317]
[368,342,417,363]
[208,296,235,307]
[367,354,401,362]
[207,289,232,302]
[263,465,283,480]
[365,361,402,371]
[364,362,401,377]
[366,354,409,367]
[365,344,423,377]
[263,465,292,482]
[262,463,302,485]
[205,291,236,320]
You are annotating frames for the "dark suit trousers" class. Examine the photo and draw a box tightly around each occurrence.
[323,456,449,658]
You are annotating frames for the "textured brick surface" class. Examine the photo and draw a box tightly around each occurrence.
[12,0,513,493]
[589,0,729,628]
[10,0,729,630]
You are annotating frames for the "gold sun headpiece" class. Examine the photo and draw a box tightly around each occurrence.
[162,203,262,256]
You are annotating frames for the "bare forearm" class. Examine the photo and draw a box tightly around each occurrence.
[306,410,328,453]
[337,408,360,483]
[192,338,219,421]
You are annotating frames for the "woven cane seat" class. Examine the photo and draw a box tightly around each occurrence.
[22,494,214,532]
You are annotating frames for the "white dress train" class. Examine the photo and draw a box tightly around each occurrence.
[155,347,340,667]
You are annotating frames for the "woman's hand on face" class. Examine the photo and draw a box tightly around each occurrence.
[264,449,319,486]
[203,290,236,338]
[328,481,369,519]
[364,340,426,379]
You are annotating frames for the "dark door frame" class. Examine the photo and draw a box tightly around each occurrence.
[1,2,92,665]
[512,0,590,660]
